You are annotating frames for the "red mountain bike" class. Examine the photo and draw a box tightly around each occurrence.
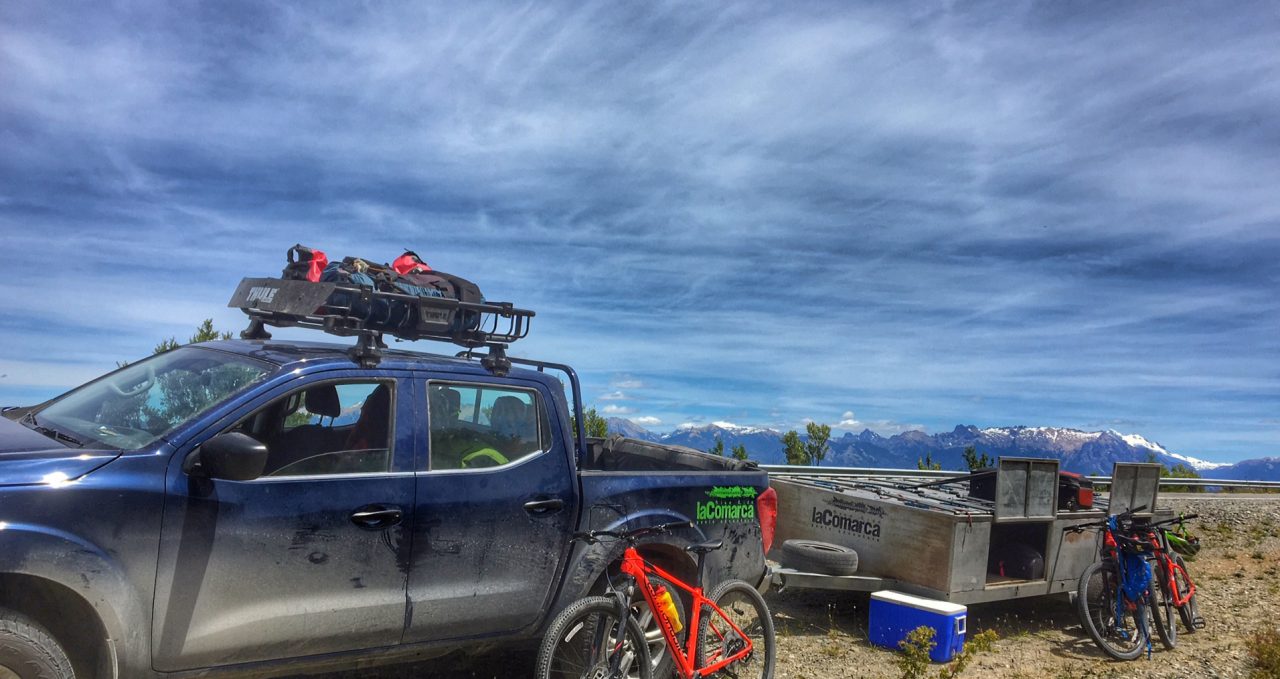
[1142,512,1204,638]
[537,521,776,679]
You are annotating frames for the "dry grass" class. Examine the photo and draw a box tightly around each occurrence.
[1249,627,1280,679]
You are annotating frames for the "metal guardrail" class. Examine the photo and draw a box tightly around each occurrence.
[760,464,958,478]
[1086,476,1280,490]
[760,464,1280,491]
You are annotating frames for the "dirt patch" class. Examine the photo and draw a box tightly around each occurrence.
[313,496,1280,678]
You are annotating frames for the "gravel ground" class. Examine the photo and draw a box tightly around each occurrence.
[312,496,1280,679]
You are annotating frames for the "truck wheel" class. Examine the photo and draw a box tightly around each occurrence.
[779,540,859,576]
[0,608,75,679]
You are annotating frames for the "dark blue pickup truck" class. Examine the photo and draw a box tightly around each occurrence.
[0,340,773,678]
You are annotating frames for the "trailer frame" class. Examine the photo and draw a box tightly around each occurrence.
[767,461,1168,605]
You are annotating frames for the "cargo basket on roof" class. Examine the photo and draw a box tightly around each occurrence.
[228,277,534,370]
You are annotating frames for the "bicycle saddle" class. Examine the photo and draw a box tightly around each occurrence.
[686,540,724,555]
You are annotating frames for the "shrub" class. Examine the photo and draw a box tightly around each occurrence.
[897,626,999,679]
[1249,627,1280,678]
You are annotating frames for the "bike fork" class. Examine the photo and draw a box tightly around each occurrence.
[608,588,635,679]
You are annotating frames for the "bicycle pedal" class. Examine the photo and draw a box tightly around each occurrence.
[1193,617,1207,630]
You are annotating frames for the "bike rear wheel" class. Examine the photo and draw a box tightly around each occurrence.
[1171,554,1201,633]
[537,596,653,679]
[695,580,776,678]
[1077,560,1145,660]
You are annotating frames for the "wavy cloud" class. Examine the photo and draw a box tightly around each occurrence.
[1,2,1276,461]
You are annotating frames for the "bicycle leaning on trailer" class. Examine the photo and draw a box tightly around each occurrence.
[1136,507,1203,645]
[1069,505,1206,660]
[536,521,776,679]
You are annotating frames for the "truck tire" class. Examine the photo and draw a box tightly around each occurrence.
[0,608,75,679]
[779,540,859,576]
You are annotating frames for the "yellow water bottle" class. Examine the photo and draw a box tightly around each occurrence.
[654,586,683,633]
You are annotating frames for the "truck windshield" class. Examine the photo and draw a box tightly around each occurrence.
[30,347,274,450]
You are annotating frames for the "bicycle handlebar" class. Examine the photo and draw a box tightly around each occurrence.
[1150,513,1198,528]
[572,520,695,545]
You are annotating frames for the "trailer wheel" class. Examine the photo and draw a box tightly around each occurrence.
[779,540,859,576]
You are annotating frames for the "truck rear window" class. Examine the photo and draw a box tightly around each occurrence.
[427,382,549,470]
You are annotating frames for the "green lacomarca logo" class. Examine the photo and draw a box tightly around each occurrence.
[696,486,758,523]
[706,486,758,499]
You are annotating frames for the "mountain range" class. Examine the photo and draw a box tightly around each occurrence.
[1202,457,1280,481]
[604,418,1271,477]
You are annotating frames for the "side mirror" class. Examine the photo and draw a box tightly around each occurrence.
[188,433,269,481]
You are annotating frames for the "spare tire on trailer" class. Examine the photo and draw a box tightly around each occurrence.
[780,540,859,576]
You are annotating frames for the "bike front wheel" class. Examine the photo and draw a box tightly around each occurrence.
[537,596,653,679]
[1077,560,1145,661]
[1150,577,1176,650]
[695,580,776,678]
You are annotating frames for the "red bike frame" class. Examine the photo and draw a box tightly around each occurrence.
[619,547,753,678]
[1144,529,1196,607]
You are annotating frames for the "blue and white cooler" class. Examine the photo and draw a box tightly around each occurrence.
[868,590,968,662]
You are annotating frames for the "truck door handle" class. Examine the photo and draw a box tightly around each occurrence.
[350,505,404,530]
[523,498,565,515]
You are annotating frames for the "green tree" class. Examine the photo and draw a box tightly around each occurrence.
[108,319,247,429]
[708,437,724,456]
[731,443,749,461]
[962,446,993,471]
[120,318,233,367]
[917,453,941,471]
[1146,452,1203,493]
[579,407,610,438]
[782,430,807,465]
[155,320,240,424]
[156,318,233,354]
[804,422,831,467]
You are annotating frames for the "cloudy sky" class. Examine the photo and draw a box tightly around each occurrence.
[2,1,1277,462]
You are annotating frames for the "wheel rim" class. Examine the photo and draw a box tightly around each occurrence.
[1173,555,1200,632]
[1161,589,1177,643]
[1083,564,1144,657]
[632,600,672,675]
[0,666,20,679]
[701,590,770,677]
[548,612,644,679]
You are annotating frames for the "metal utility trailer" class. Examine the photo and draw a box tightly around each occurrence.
[768,460,1167,604]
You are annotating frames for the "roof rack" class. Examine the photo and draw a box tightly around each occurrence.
[228,277,534,372]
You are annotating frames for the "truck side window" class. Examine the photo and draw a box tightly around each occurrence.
[226,381,395,477]
[428,383,548,471]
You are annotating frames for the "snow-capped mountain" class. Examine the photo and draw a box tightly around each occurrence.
[1202,457,1280,481]
[601,419,1247,475]
[659,422,783,457]
[958,426,1226,473]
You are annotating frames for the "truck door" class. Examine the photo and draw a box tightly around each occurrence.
[152,373,416,670]
[404,378,578,642]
